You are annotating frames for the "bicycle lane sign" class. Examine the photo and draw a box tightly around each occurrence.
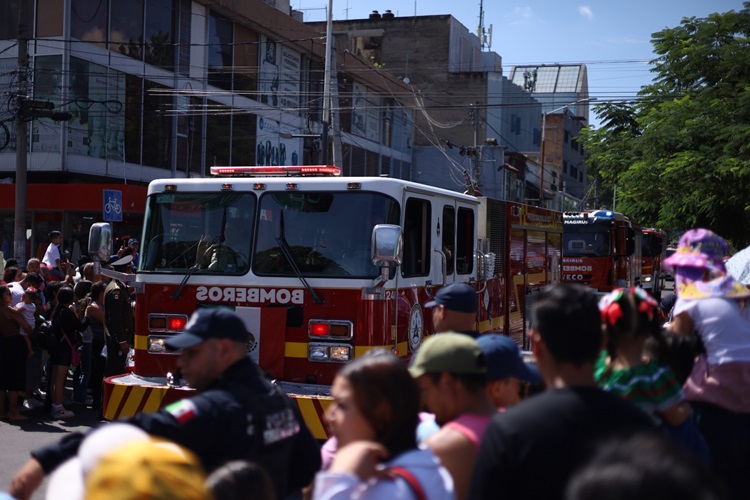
[103,189,123,222]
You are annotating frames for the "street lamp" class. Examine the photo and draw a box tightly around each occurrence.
[539,97,596,204]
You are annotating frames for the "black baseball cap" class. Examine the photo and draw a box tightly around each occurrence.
[476,334,542,383]
[165,307,251,350]
[424,283,477,313]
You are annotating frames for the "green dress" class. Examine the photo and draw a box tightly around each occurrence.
[594,350,683,414]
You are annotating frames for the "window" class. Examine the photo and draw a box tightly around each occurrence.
[563,160,568,174]
[234,24,258,93]
[232,112,256,166]
[456,207,474,274]
[37,0,63,36]
[442,206,455,275]
[0,1,26,39]
[564,130,569,144]
[205,104,231,167]
[110,0,144,59]
[65,59,126,160]
[366,150,379,176]
[121,75,143,164]
[511,114,520,134]
[175,95,203,176]
[144,0,176,69]
[207,11,233,91]
[570,138,578,152]
[70,0,107,45]
[579,171,583,182]
[142,80,173,168]
[252,192,399,278]
[403,198,431,277]
[32,55,62,153]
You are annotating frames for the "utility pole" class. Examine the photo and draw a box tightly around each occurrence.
[321,0,333,165]
[14,0,30,262]
[470,102,481,189]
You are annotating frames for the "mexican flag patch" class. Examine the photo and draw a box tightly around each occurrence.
[165,399,198,424]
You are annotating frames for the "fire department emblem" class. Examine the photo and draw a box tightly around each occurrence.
[408,304,424,352]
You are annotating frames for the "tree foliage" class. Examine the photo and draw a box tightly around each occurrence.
[581,3,750,247]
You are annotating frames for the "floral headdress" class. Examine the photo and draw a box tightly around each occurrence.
[598,287,658,328]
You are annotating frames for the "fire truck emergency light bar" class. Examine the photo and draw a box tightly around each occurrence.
[210,165,342,177]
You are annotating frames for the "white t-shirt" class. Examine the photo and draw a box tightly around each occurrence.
[674,296,750,365]
[8,281,24,307]
[15,301,35,335]
[42,242,61,269]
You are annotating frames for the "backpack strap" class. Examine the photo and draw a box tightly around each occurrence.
[387,466,427,500]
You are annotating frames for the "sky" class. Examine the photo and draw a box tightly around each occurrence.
[292,0,745,128]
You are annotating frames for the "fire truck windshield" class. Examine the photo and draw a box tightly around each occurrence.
[253,191,399,278]
[563,231,611,257]
[641,233,663,257]
[140,190,400,278]
[140,192,255,273]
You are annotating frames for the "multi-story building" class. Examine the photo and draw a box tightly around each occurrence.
[308,12,541,200]
[509,64,590,202]
[0,0,414,261]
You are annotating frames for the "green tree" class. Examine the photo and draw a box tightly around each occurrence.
[582,3,750,246]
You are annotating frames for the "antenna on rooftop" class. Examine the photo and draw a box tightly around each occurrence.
[477,0,491,51]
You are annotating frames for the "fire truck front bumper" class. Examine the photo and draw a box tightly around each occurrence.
[275,381,333,440]
[102,375,334,440]
[102,373,193,420]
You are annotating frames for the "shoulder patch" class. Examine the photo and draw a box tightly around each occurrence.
[110,291,120,300]
[165,399,199,424]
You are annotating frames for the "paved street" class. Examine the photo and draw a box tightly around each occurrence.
[0,379,103,499]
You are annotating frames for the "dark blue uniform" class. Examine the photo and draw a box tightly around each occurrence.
[32,356,321,498]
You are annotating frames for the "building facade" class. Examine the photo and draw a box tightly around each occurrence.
[309,13,541,198]
[0,0,414,261]
[509,64,590,201]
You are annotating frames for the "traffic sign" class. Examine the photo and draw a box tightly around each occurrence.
[103,189,123,222]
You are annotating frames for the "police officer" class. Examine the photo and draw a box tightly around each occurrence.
[103,254,134,377]
[424,283,479,338]
[9,307,321,500]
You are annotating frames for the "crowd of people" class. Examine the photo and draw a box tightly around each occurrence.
[0,231,140,422]
[1,227,748,499]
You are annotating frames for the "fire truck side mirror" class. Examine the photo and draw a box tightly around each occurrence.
[372,224,403,268]
[88,222,113,262]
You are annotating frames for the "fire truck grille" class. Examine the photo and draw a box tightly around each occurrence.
[486,199,506,274]
[274,381,332,398]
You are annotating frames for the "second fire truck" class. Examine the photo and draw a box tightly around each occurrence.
[640,227,667,299]
[91,166,562,438]
[562,209,642,293]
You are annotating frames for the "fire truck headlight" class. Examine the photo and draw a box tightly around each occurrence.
[329,346,352,362]
[308,344,329,361]
[308,343,352,363]
[643,275,653,283]
[148,337,167,353]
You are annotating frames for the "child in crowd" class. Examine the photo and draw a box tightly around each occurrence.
[15,287,37,334]
[596,287,709,463]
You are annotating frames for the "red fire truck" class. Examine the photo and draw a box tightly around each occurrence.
[90,166,562,439]
[562,210,642,293]
[640,228,667,299]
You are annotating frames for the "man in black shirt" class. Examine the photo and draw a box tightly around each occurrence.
[469,284,656,500]
[9,307,320,500]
